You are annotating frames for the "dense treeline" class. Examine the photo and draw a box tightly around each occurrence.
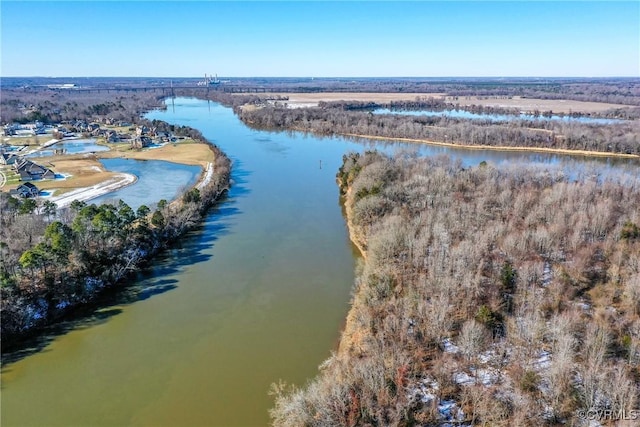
[324,99,640,120]
[3,79,639,126]
[0,88,166,124]
[271,152,640,426]
[0,137,231,347]
[239,104,640,156]
[188,78,640,105]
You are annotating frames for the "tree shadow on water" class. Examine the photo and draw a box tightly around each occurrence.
[1,198,240,368]
[0,307,124,369]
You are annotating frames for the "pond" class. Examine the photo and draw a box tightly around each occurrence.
[27,138,110,157]
[91,158,201,210]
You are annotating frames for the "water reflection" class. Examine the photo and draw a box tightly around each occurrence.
[373,107,625,124]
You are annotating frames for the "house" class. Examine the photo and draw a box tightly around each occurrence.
[106,131,120,143]
[3,124,17,136]
[15,182,40,198]
[14,158,56,181]
[131,136,152,149]
[135,125,149,136]
[0,152,20,165]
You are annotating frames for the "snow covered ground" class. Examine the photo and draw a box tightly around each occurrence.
[196,162,213,190]
[49,173,137,208]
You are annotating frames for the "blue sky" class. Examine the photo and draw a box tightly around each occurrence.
[1,1,638,77]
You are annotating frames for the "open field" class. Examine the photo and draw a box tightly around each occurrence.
[442,96,631,113]
[255,92,632,113]
[98,140,214,168]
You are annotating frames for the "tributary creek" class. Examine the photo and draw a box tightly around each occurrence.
[2,98,638,426]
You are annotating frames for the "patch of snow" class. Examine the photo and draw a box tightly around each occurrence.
[575,301,592,312]
[196,162,214,190]
[438,400,465,423]
[84,277,105,293]
[454,367,501,387]
[443,338,460,354]
[534,350,551,371]
[454,371,475,386]
[407,318,415,335]
[51,173,136,208]
[478,349,495,364]
[542,261,553,286]
[407,379,468,425]
[22,298,49,329]
[56,300,71,310]
[407,378,439,404]
[476,368,501,386]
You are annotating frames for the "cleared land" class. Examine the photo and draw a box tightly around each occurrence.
[257,92,631,113]
[255,92,446,107]
[442,95,630,113]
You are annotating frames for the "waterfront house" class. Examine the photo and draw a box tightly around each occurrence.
[107,131,120,143]
[131,136,153,149]
[3,124,18,136]
[15,182,40,198]
[14,159,56,181]
[0,152,20,165]
[135,125,150,136]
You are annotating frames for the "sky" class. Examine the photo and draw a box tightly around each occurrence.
[1,1,638,77]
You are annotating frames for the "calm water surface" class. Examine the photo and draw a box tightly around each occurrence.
[373,107,624,124]
[92,158,201,210]
[2,98,637,427]
[27,138,109,157]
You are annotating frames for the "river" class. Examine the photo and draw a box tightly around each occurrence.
[1,98,638,427]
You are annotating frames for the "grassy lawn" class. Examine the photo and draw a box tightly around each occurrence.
[98,139,213,167]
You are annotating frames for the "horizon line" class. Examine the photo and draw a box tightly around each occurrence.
[3,76,640,80]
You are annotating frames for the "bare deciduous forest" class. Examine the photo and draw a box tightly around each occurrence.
[0,88,166,124]
[271,152,640,426]
[238,102,640,156]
